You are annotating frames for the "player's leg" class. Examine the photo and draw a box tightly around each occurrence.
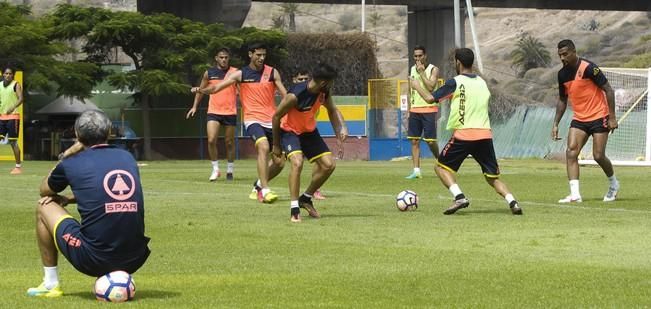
[223,123,236,181]
[28,198,71,297]
[206,118,221,181]
[9,119,22,174]
[286,136,304,222]
[406,113,423,179]
[592,129,619,201]
[298,130,333,219]
[472,139,522,215]
[560,124,590,203]
[423,112,439,159]
[435,137,470,215]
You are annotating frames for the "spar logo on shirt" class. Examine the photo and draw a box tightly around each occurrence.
[102,170,138,213]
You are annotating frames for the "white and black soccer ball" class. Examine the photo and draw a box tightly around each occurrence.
[396,190,418,211]
[94,270,136,302]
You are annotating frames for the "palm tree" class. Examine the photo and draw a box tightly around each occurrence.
[510,33,551,77]
[280,3,298,32]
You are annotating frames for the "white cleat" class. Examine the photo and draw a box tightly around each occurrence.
[209,170,220,182]
[603,186,619,202]
[558,195,582,203]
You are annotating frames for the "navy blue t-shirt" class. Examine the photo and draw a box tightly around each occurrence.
[288,81,329,111]
[48,145,149,259]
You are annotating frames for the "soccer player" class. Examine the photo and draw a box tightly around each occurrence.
[553,39,619,203]
[27,110,150,297]
[272,63,348,222]
[292,69,326,200]
[192,43,288,203]
[186,48,238,181]
[405,46,440,179]
[0,67,24,174]
[411,48,522,215]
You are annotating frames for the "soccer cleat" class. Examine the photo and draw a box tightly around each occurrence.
[27,283,63,298]
[226,172,234,181]
[209,169,220,182]
[10,167,22,175]
[405,171,422,180]
[0,134,8,145]
[290,208,301,223]
[299,195,320,218]
[510,201,523,215]
[558,195,582,203]
[443,198,470,215]
[313,189,326,200]
[603,184,619,202]
[259,191,278,204]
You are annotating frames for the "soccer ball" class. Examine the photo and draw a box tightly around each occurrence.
[396,190,418,211]
[94,270,136,302]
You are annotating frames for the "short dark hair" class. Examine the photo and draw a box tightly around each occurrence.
[454,48,474,68]
[248,42,267,53]
[413,45,426,54]
[312,62,338,81]
[293,68,309,78]
[3,66,15,74]
[216,47,231,55]
[74,110,111,146]
[557,39,575,51]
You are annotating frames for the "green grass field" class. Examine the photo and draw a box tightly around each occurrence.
[1,159,650,308]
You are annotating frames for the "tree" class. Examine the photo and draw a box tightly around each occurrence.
[279,3,299,32]
[368,7,381,29]
[0,3,103,100]
[510,33,551,77]
[47,4,287,160]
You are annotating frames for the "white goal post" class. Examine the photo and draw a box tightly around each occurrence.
[579,67,651,166]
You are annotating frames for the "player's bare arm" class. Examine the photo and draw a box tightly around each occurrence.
[191,70,241,95]
[323,96,348,141]
[271,94,297,158]
[419,65,439,92]
[410,78,435,103]
[186,71,209,119]
[552,96,568,140]
[600,81,618,131]
[273,69,288,99]
[9,82,23,114]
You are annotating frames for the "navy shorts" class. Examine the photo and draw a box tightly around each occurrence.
[207,113,237,126]
[246,123,273,146]
[407,112,437,142]
[0,119,19,138]
[281,129,331,162]
[54,216,149,277]
[570,115,609,135]
[438,137,500,177]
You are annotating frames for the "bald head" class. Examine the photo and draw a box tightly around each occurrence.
[74,110,111,146]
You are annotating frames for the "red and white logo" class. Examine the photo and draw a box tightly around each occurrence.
[103,170,136,201]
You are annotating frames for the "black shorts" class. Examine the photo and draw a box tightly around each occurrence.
[54,216,149,277]
[246,123,273,146]
[570,116,609,135]
[281,129,331,162]
[407,112,437,142]
[438,137,500,177]
[0,119,19,138]
[207,113,237,126]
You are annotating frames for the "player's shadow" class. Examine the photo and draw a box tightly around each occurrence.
[66,289,181,300]
[452,209,514,215]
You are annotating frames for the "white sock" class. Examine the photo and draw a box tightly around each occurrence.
[505,193,515,204]
[414,167,421,173]
[290,200,299,209]
[211,161,219,171]
[15,163,21,168]
[261,188,271,197]
[569,179,580,197]
[227,162,234,173]
[255,180,261,188]
[303,192,313,198]
[449,184,463,197]
[43,266,59,289]
[608,175,619,187]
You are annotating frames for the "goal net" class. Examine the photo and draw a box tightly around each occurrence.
[579,68,651,166]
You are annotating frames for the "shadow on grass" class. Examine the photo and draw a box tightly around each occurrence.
[319,213,379,218]
[66,289,181,300]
